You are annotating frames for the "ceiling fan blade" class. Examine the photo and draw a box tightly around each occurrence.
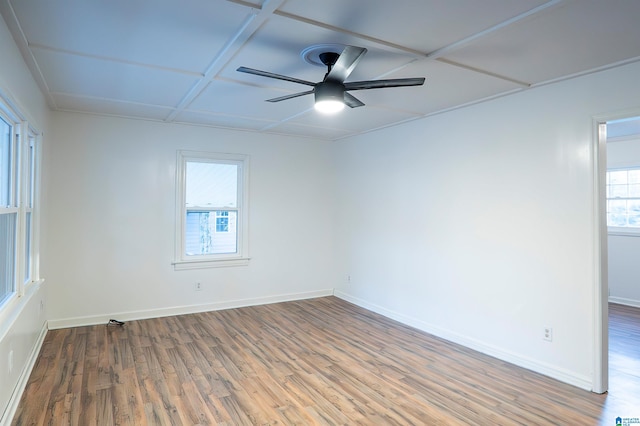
[325,46,367,83]
[266,90,314,103]
[237,66,315,87]
[345,77,425,91]
[344,92,364,108]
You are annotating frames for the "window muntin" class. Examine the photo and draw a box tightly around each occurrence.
[175,151,249,269]
[607,168,640,229]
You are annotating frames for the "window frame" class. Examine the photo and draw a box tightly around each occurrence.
[0,88,42,312]
[606,166,640,236]
[174,150,250,270]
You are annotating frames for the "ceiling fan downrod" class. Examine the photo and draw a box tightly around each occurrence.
[319,51,340,75]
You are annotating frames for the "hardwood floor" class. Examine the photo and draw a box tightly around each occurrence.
[11,298,640,425]
[606,303,640,421]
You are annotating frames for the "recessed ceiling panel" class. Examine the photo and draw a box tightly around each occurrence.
[188,80,315,121]
[9,0,254,72]
[354,59,524,114]
[276,0,549,53]
[53,94,175,121]
[443,1,640,84]
[33,48,199,106]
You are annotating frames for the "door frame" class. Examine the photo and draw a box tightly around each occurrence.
[592,116,608,394]
[592,108,640,394]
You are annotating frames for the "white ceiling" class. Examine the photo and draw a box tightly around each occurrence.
[2,0,640,140]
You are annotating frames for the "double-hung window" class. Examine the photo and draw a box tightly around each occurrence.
[606,167,640,234]
[175,151,249,269]
[1,91,40,309]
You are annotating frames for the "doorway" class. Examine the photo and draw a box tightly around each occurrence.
[594,113,640,394]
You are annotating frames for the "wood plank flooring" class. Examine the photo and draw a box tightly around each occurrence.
[605,303,640,421]
[11,298,640,425]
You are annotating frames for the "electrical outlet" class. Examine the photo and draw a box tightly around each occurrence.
[8,350,13,374]
[347,275,351,283]
[543,327,553,342]
[194,282,202,291]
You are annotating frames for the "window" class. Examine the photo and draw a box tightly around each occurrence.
[0,91,40,309]
[215,211,230,233]
[1,114,16,306]
[606,168,640,231]
[175,151,249,269]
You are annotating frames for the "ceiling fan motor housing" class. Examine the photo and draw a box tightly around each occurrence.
[315,81,345,102]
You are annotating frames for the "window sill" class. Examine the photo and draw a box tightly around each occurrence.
[608,227,640,237]
[0,278,44,341]
[173,257,250,270]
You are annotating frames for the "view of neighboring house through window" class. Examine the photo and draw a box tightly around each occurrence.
[175,151,249,269]
[0,94,40,309]
[606,168,640,228]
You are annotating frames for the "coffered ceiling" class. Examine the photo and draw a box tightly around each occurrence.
[2,0,640,140]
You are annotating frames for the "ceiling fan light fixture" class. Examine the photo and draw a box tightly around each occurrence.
[315,99,344,114]
[314,82,345,114]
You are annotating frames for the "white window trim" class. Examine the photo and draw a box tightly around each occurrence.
[608,227,640,237]
[0,88,42,313]
[606,166,640,236]
[173,150,250,270]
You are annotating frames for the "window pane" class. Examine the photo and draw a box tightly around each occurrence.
[608,213,627,227]
[0,116,11,207]
[24,211,31,283]
[629,184,640,198]
[609,170,628,184]
[609,200,627,214]
[186,162,238,208]
[629,170,640,184]
[27,139,35,208]
[628,214,640,227]
[609,184,628,198]
[0,212,17,305]
[185,211,237,255]
[629,200,640,213]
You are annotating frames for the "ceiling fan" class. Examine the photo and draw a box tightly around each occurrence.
[237,45,425,113]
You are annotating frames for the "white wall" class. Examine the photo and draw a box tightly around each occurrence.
[333,61,640,391]
[607,136,640,307]
[0,14,50,425]
[44,113,337,326]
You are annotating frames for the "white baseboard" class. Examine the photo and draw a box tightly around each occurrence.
[1,322,48,426]
[48,289,335,330]
[609,296,640,308]
[334,290,592,392]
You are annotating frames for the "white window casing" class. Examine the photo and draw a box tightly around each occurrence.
[606,167,640,236]
[0,88,42,312]
[174,150,250,270]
